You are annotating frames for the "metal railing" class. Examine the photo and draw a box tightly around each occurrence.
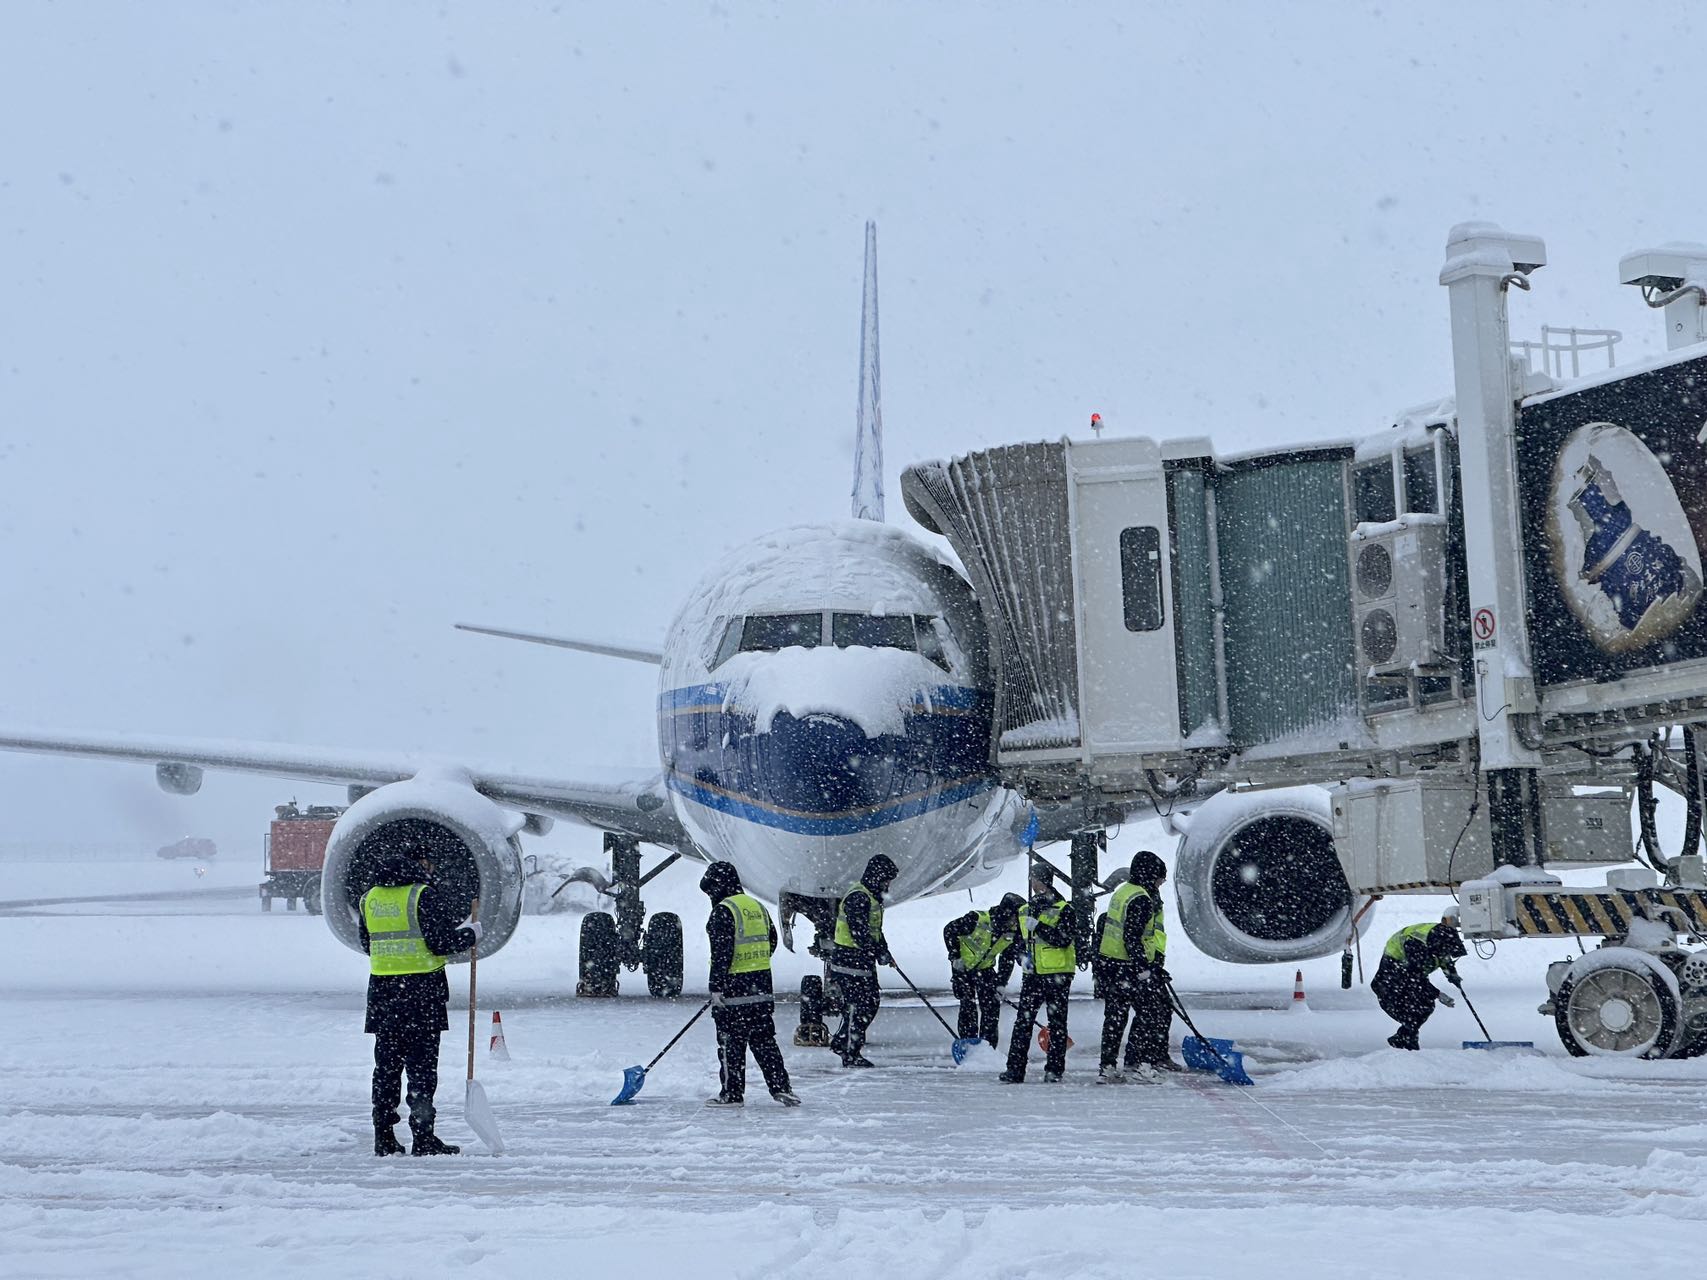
[1511,325,1622,380]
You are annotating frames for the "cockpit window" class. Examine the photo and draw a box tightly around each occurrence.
[739,613,823,653]
[914,616,951,673]
[707,610,955,673]
[832,612,916,651]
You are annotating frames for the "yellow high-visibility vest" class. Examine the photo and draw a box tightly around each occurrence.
[362,884,446,976]
[1019,899,1075,975]
[1099,883,1166,963]
[834,883,884,950]
[959,911,1013,971]
[722,893,773,974]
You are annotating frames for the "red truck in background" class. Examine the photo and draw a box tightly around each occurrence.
[259,802,345,914]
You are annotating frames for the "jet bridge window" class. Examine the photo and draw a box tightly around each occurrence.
[1402,448,1439,515]
[1119,527,1165,632]
[739,613,823,653]
[1354,459,1397,524]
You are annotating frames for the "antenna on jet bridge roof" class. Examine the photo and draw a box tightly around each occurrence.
[851,220,884,521]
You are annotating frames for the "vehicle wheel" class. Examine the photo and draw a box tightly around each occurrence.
[261,893,273,913]
[287,897,298,912]
[642,912,684,998]
[1554,949,1683,1059]
[578,911,621,997]
[304,882,323,916]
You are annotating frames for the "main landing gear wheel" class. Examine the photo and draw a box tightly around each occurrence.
[1554,948,1682,1059]
[642,912,683,998]
[578,911,621,997]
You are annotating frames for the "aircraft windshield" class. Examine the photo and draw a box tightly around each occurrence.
[739,613,822,653]
[713,611,953,672]
[832,613,916,651]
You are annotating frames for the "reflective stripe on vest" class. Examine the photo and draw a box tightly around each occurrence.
[363,884,446,976]
[1100,883,1167,963]
[959,911,1013,971]
[1019,899,1075,975]
[1383,922,1446,973]
[833,883,884,950]
[722,893,773,975]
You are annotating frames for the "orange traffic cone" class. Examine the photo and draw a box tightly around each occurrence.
[489,1010,510,1060]
[1289,969,1308,1012]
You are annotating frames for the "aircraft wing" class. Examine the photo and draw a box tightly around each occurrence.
[0,726,688,848]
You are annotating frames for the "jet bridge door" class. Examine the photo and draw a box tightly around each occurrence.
[1066,438,1183,759]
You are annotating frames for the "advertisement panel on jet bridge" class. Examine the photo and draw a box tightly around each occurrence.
[1516,351,1707,687]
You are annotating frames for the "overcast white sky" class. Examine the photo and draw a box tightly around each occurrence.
[1,2,1702,856]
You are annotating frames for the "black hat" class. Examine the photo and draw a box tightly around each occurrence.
[863,854,900,890]
[991,891,1025,928]
[698,860,743,900]
[1129,850,1167,888]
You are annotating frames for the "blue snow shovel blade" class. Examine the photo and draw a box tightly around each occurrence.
[950,1037,983,1065]
[611,1065,647,1106]
[1463,1040,1538,1052]
[1182,1035,1254,1086]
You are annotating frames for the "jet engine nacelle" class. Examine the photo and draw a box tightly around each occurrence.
[1174,785,1370,964]
[320,769,527,960]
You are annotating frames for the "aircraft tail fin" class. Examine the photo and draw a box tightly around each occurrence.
[851,220,884,521]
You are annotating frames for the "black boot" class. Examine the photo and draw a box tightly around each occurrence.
[374,1125,406,1156]
[411,1130,461,1156]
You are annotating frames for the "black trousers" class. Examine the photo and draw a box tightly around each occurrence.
[714,1003,791,1100]
[372,1026,441,1132]
[1099,965,1172,1069]
[1374,972,1438,1046]
[952,970,1004,1046]
[831,970,881,1059]
[1006,973,1071,1079]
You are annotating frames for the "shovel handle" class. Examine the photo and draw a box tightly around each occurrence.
[888,958,961,1041]
[467,898,479,1084]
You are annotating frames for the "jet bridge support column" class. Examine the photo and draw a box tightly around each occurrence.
[1440,223,1549,869]
[1070,830,1103,955]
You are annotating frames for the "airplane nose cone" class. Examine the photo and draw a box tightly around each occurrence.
[765,710,882,812]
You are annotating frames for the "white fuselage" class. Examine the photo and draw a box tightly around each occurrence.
[656,521,1028,906]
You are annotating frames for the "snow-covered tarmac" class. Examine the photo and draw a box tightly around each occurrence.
[6,853,1707,1277]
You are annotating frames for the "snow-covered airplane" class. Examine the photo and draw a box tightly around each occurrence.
[0,223,1048,1017]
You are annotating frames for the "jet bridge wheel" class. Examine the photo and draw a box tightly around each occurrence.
[577,911,621,997]
[1553,949,1683,1060]
[642,912,684,998]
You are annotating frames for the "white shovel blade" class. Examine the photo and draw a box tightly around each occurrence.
[465,1078,504,1155]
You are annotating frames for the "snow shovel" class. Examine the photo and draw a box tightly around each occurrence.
[998,996,1076,1054]
[1456,982,1536,1052]
[888,958,983,1064]
[611,999,712,1105]
[464,902,505,1153]
[1164,981,1254,1086]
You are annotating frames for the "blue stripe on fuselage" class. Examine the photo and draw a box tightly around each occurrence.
[659,681,996,836]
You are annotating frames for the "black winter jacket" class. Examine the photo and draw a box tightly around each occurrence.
[360,879,477,1035]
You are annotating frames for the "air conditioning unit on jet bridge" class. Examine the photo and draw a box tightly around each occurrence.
[1351,517,1450,679]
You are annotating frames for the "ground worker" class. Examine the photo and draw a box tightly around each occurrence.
[943,892,1023,1047]
[830,853,899,1068]
[1001,865,1080,1083]
[700,860,800,1108]
[1372,913,1467,1050]
[357,825,478,1157]
[1096,850,1179,1082]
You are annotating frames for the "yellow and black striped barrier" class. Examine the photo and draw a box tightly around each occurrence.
[1512,888,1707,937]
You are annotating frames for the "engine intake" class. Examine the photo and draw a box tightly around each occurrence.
[321,770,526,960]
[1174,786,1369,964]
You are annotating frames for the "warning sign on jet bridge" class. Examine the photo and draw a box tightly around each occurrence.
[1472,607,1497,650]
